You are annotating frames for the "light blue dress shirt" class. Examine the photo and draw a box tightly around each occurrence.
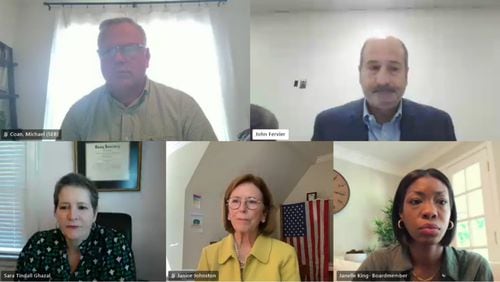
[363,99,403,141]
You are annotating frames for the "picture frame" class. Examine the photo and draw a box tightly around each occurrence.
[74,142,142,191]
[306,192,317,201]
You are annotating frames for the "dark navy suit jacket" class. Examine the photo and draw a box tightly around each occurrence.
[311,98,456,141]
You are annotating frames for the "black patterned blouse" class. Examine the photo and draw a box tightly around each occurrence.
[16,224,136,281]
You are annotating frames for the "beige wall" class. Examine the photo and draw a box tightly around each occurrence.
[284,158,334,262]
[166,142,209,271]
[284,159,333,203]
[425,142,483,168]
[333,158,401,257]
[182,174,228,270]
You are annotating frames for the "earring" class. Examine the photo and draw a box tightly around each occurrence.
[261,219,266,223]
[397,219,404,229]
[448,221,454,230]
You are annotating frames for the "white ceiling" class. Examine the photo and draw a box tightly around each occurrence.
[251,0,500,13]
[334,142,458,176]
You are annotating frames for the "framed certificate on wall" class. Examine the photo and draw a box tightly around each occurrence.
[74,142,142,191]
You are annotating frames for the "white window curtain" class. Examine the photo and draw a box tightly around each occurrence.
[43,4,230,140]
[0,142,26,255]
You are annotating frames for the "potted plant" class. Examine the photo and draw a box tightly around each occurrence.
[374,200,397,248]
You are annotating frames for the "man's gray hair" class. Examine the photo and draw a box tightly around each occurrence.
[98,17,147,47]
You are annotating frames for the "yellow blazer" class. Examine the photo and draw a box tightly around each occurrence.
[197,234,300,281]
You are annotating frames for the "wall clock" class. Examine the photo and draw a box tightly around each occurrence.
[333,169,350,214]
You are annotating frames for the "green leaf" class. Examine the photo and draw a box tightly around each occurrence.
[373,200,397,248]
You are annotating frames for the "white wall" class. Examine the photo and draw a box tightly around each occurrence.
[0,0,18,47]
[492,144,500,219]
[0,0,21,130]
[252,8,500,140]
[333,158,400,256]
[488,142,500,277]
[12,0,54,130]
[24,141,166,281]
[182,173,228,270]
[209,0,250,138]
[166,142,209,271]
[10,0,249,139]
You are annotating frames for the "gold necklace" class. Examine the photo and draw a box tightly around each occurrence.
[233,241,246,267]
[412,270,439,281]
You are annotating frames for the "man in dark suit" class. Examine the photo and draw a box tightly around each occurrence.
[311,36,456,141]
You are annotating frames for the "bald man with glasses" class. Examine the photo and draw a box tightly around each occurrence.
[61,17,217,141]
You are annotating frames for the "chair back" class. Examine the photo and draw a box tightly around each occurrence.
[96,212,132,245]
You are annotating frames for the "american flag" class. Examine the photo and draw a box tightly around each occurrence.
[281,200,330,281]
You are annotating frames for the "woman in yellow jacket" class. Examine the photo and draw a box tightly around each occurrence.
[197,174,300,281]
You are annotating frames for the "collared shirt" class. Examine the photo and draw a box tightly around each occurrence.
[363,99,403,141]
[357,244,494,281]
[16,225,136,281]
[61,79,218,141]
[197,234,300,281]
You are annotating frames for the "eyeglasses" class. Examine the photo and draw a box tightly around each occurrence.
[97,44,146,59]
[227,197,262,210]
